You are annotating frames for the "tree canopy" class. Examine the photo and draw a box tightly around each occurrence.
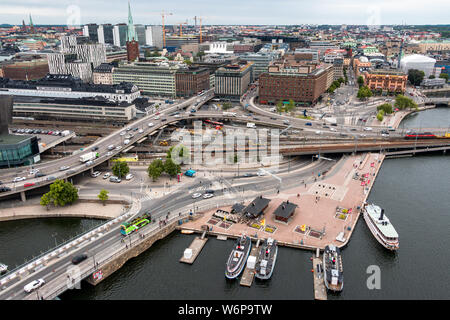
[112,161,129,178]
[40,179,78,208]
[357,86,373,100]
[377,103,393,114]
[357,75,365,88]
[395,95,418,110]
[164,157,181,177]
[147,159,164,181]
[98,189,109,206]
[439,73,449,82]
[408,69,425,86]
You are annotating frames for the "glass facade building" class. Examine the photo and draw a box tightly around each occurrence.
[0,134,39,168]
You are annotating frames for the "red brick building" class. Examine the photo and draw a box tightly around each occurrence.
[175,67,210,97]
[1,60,49,80]
[363,69,407,93]
[126,40,139,62]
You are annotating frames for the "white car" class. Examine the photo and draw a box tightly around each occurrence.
[103,173,111,179]
[29,168,39,175]
[174,114,181,118]
[59,166,70,171]
[106,151,113,156]
[13,177,26,182]
[203,193,214,199]
[330,127,337,132]
[360,133,367,137]
[148,122,154,127]
[154,116,160,120]
[120,131,126,136]
[115,146,122,151]
[381,133,389,138]
[24,278,45,293]
[125,173,134,180]
[123,139,130,145]
[138,129,144,134]
[315,130,322,135]
[91,171,101,178]
[192,193,202,199]
[364,127,373,131]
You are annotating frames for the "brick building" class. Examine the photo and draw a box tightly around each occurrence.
[1,59,49,81]
[363,69,407,93]
[175,67,210,97]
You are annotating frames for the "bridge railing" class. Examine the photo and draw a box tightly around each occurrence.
[0,198,141,287]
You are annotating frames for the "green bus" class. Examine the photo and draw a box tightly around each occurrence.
[120,213,151,236]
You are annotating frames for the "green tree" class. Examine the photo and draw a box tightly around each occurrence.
[164,157,181,177]
[167,144,190,165]
[234,154,239,164]
[408,69,425,86]
[429,75,435,79]
[377,103,393,114]
[376,110,384,122]
[357,86,372,100]
[112,161,129,178]
[97,189,109,206]
[40,193,51,210]
[147,159,164,181]
[285,99,295,112]
[327,84,337,93]
[357,75,365,88]
[332,80,341,88]
[395,94,418,110]
[439,73,449,83]
[40,179,79,208]
[184,59,192,65]
[276,100,284,113]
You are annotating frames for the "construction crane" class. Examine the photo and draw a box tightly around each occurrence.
[199,17,203,43]
[161,11,173,48]
[177,20,188,37]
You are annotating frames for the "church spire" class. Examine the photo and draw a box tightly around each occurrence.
[127,1,136,42]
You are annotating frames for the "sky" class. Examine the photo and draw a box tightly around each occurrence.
[1,0,449,26]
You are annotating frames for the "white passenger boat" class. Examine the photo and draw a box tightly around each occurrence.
[363,203,399,250]
[0,263,8,274]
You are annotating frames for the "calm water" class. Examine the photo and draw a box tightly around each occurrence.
[1,108,449,300]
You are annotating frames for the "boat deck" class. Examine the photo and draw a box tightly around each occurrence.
[179,236,208,264]
[312,255,327,300]
[240,245,259,287]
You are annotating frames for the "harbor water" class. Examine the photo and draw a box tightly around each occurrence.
[0,108,449,300]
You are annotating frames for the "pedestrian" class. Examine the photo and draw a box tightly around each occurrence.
[297,193,300,198]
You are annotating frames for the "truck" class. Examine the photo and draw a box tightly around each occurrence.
[247,122,256,128]
[223,112,236,117]
[61,130,71,137]
[79,152,98,163]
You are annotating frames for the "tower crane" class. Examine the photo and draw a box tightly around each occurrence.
[161,11,173,47]
[177,20,188,37]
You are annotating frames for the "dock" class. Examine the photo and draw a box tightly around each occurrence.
[179,231,208,264]
[312,249,327,300]
[240,239,260,287]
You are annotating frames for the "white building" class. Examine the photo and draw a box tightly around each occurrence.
[400,54,436,77]
[145,26,163,48]
[205,42,234,54]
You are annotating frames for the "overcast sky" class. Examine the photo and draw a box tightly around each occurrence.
[1,0,449,26]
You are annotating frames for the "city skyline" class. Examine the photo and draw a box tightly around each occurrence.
[1,0,450,26]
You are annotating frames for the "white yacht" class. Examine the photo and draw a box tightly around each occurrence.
[0,263,7,274]
[363,204,399,250]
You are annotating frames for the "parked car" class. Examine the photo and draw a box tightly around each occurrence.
[148,122,154,127]
[364,127,373,131]
[203,193,214,199]
[305,122,312,126]
[192,193,202,199]
[109,176,121,183]
[120,131,126,136]
[138,129,143,133]
[103,173,111,179]
[125,173,134,180]
[123,139,130,145]
[71,254,88,265]
[91,171,101,178]
[0,186,12,192]
[24,279,45,293]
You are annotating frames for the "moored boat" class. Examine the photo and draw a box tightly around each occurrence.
[0,263,7,274]
[363,203,399,250]
[323,244,344,292]
[255,238,278,280]
[225,235,251,279]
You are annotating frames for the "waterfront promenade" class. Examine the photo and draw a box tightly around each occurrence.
[180,152,385,250]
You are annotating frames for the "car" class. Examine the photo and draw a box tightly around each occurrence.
[103,173,111,179]
[305,122,312,126]
[85,160,94,166]
[115,146,122,151]
[360,133,367,137]
[381,133,389,138]
[330,127,337,132]
[331,123,338,126]
[91,171,101,178]
[364,127,373,131]
[340,132,348,137]
[91,146,99,151]
[203,193,214,199]
[59,166,70,171]
[381,130,389,134]
[29,168,39,175]
[106,151,113,156]
[35,172,45,178]
[315,130,322,135]
[283,120,290,125]
[154,116,160,120]
[323,125,330,129]
[148,122,154,127]
[174,114,181,118]
[125,173,134,180]
[350,128,357,131]
[161,118,167,122]
[120,131,126,136]
[71,254,88,265]
[388,127,396,132]
[24,182,35,188]
[126,127,132,131]
[13,177,26,182]
[138,129,144,134]
[24,278,45,293]
[123,139,130,145]
[107,144,115,150]
[109,176,121,183]
[192,193,202,199]
[0,186,11,192]
[46,176,56,181]
[204,189,215,194]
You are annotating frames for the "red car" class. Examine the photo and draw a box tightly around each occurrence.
[24,183,35,187]
[47,131,53,135]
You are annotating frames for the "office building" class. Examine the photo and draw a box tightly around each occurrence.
[145,26,163,49]
[93,63,115,85]
[83,24,99,42]
[98,24,115,45]
[363,69,407,93]
[175,67,210,97]
[113,24,128,47]
[214,61,253,101]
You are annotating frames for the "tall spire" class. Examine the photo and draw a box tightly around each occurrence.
[29,14,35,34]
[127,1,136,42]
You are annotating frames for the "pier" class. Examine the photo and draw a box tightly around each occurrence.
[179,230,208,264]
[239,239,260,287]
[312,248,327,300]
